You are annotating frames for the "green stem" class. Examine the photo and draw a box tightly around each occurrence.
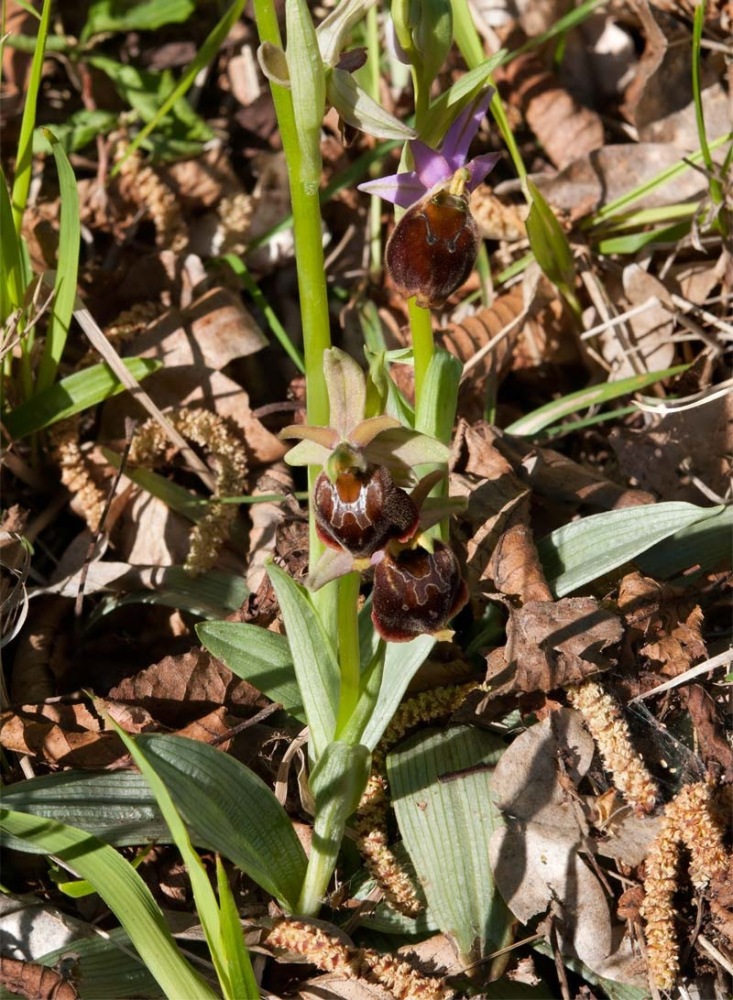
[409,296,434,423]
[335,571,361,733]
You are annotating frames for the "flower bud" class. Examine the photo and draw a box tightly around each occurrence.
[314,465,419,557]
[371,540,468,642]
[385,180,480,309]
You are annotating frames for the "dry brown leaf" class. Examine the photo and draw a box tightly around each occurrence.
[0,702,132,769]
[0,957,79,1000]
[710,857,733,954]
[618,572,707,678]
[494,433,656,510]
[470,186,527,241]
[497,597,624,693]
[497,44,605,169]
[108,646,265,726]
[489,708,646,984]
[452,422,551,603]
[610,391,733,504]
[131,287,267,370]
[683,685,733,781]
[9,597,70,704]
[530,143,710,222]
[298,980,395,1000]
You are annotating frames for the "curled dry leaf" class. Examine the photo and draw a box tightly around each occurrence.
[0,957,79,1000]
[493,432,656,511]
[497,39,605,170]
[618,571,707,678]
[492,597,623,694]
[452,421,551,604]
[489,708,646,984]
[108,646,265,727]
[684,685,733,782]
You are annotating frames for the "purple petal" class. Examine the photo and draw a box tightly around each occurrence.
[441,87,494,169]
[358,170,427,208]
[411,140,451,190]
[467,150,501,190]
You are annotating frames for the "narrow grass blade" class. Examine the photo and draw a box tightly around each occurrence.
[114,725,258,1000]
[197,620,304,720]
[0,165,26,318]
[505,364,689,437]
[539,502,724,597]
[81,0,195,40]
[267,563,339,758]
[216,856,256,1000]
[36,132,80,392]
[112,0,245,169]
[3,358,160,439]
[137,733,308,910]
[10,0,51,231]
[0,809,218,999]
[526,180,580,312]
[388,726,511,964]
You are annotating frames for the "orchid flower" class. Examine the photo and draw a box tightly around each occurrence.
[359,88,500,308]
[358,87,499,209]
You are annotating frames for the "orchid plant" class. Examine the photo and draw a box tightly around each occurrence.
[197,0,500,921]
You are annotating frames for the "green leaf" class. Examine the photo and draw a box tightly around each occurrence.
[0,165,26,319]
[82,0,195,40]
[505,365,689,436]
[0,809,218,999]
[415,347,461,444]
[637,503,733,580]
[0,770,166,851]
[38,926,162,1000]
[360,635,435,751]
[539,502,725,597]
[216,857,256,1000]
[114,725,258,1000]
[36,131,80,392]
[3,358,160,439]
[33,110,118,155]
[197,620,304,721]
[137,733,308,910]
[388,726,511,964]
[266,563,339,758]
[92,568,249,620]
[285,0,326,191]
[525,179,579,311]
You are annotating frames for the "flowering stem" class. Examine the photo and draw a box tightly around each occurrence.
[408,297,434,426]
[251,0,330,565]
[335,571,361,733]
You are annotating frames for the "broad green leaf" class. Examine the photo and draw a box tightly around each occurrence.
[3,358,160,439]
[137,733,308,910]
[298,741,371,913]
[197,620,304,720]
[0,809,217,1000]
[266,563,339,758]
[539,502,724,597]
[82,0,195,40]
[38,926,162,999]
[505,365,689,436]
[526,179,579,311]
[36,132,80,392]
[92,567,249,620]
[360,634,435,751]
[637,503,733,580]
[115,726,258,1000]
[388,726,511,964]
[0,771,165,852]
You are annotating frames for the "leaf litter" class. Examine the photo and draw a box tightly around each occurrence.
[1,0,731,997]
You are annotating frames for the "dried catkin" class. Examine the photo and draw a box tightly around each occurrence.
[567,679,659,813]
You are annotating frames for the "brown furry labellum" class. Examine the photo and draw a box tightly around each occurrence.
[371,540,468,642]
[314,465,419,557]
[386,188,480,309]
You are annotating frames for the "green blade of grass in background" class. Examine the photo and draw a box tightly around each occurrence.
[505,364,689,437]
[525,180,580,314]
[0,165,26,323]
[10,0,51,232]
[0,809,219,1000]
[3,357,161,439]
[113,0,246,171]
[81,0,196,41]
[36,131,81,393]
